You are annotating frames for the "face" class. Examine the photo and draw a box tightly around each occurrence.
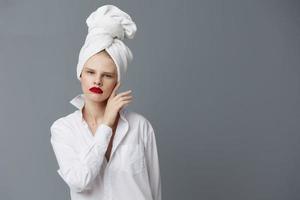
[80,50,118,103]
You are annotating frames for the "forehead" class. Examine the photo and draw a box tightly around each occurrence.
[83,51,117,72]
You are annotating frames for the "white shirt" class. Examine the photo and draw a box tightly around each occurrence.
[50,94,162,200]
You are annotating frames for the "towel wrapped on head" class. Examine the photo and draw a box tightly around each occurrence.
[76,4,137,82]
[70,4,137,108]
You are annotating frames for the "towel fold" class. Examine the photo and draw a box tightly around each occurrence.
[76,4,137,82]
[70,5,137,109]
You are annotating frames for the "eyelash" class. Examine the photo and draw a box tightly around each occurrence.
[87,71,112,77]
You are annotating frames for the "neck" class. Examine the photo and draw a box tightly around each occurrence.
[83,98,107,124]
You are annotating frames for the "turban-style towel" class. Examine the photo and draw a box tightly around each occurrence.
[77,4,137,82]
[70,4,137,108]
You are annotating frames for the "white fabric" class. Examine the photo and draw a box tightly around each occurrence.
[76,4,137,83]
[50,94,162,200]
[72,5,136,115]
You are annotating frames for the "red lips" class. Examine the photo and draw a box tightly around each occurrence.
[89,87,103,94]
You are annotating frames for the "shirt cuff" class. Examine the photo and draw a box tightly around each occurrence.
[93,123,113,146]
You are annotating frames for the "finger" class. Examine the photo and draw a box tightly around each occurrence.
[119,96,133,101]
[121,100,133,107]
[116,90,132,98]
[110,81,121,97]
[121,99,132,106]
[117,98,132,104]
[116,96,133,104]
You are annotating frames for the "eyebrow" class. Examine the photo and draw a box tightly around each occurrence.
[85,67,115,74]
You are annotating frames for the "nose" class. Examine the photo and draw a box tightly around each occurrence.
[94,76,103,86]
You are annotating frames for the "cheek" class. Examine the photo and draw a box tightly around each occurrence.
[107,82,116,90]
[102,84,114,95]
[81,77,91,89]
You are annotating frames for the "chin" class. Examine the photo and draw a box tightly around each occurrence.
[87,93,108,102]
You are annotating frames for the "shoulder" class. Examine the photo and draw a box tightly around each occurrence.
[124,109,157,147]
[124,108,156,136]
[124,108,153,127]
[50,110,78,137]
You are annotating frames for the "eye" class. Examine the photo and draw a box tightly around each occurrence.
[105,74,112,78]
[87,71,94,74]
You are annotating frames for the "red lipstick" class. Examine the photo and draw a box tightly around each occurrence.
[89,87,103,94]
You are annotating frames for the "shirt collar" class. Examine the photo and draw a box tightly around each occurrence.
[69,93,128,123]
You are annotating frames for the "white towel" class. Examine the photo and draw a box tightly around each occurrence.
[70,5,137,108]
[76,4,137,82]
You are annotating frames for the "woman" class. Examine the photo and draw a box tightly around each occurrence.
[50,5,162,200]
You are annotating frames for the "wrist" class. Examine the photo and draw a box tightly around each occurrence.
[102,121,113,128]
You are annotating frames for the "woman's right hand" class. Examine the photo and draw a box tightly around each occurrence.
[102,81,133,128]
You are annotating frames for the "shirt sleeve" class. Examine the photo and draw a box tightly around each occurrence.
[143,119,162,200]
[50,119,112,193]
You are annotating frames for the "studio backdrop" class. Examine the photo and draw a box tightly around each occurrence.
[0,0,299,200]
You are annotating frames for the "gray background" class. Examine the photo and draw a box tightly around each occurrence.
[0,0,299,199]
